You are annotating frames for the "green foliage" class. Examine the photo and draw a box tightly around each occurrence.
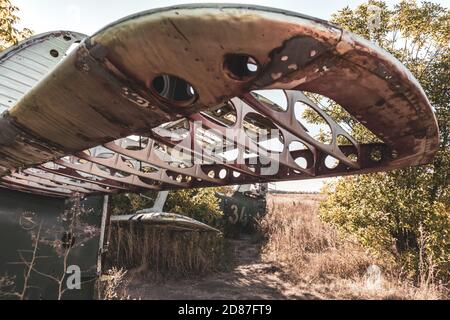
[319,0,449,282]
[321,173,449,280]
[0,0,32,51]
[164,188,223,226]
[111,188,224,226]
[111,191,156,216]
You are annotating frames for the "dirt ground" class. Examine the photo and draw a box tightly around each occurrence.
[124,235,327,300]
[112,193,446,300]
[122,193,331,300]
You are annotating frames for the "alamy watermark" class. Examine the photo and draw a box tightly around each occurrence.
[152,120,282,176]
[66,265,81,290]
[367,5,382,38]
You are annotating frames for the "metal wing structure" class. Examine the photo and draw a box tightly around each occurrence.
[111,213,221,233]
[0,4,439,198]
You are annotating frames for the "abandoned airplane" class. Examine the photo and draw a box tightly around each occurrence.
[0,4,439,299]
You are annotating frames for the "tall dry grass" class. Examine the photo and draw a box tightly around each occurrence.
[260,195,448,299]
[261,198,373,280]
[98,267,131,300]
[106,222,224,277]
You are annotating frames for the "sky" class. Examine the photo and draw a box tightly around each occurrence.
[15,0,449,35]
[11,0,449,192]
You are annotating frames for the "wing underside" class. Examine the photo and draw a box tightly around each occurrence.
[0,4,439,197]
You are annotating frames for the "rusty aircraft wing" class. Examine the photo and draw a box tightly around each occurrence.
[0,4,439,197]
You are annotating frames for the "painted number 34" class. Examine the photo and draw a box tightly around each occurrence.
[229,205,246,224]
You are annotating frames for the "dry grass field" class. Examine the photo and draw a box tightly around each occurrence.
[103,193,447,300]
[261,194,447,299]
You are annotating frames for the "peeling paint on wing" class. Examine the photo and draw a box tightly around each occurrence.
[336,40,353,54]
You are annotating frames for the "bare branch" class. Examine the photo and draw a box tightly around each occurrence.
[19,222,42,300]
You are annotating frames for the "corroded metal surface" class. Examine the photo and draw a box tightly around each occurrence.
[0,4,439,197]
[111,212,221,233]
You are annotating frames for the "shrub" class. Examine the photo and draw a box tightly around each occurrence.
[313,0,450,284]
[111,188,224,226]
[320,172,449,282]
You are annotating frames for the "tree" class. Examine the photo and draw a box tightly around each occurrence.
[164,188,223,226]
[0,0,32,51]
[315,0,449,282]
